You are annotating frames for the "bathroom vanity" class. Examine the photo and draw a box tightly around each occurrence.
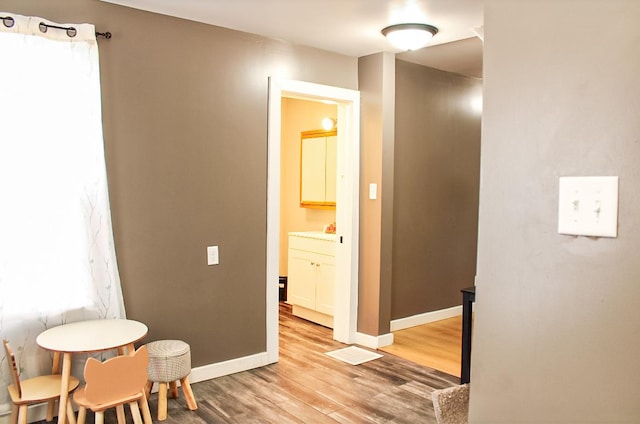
[287,231,336,328]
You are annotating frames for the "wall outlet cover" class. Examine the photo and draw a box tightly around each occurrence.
[207,245,219,265]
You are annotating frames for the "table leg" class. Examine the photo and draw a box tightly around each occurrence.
[47,351,62,420]
[52,351,61,373]
[58,352,72,424]
[119,342,136,356]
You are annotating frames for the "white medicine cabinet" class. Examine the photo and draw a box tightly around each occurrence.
[300,129,336,209]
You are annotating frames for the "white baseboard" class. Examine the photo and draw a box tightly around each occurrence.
[190,351,274,384]
[390,305,462,332]
[355,331,394,349]
[0,403,49,424]
[350,306,464,349]
[0,408,10,424]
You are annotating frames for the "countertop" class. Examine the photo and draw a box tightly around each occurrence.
[289,231,337,242]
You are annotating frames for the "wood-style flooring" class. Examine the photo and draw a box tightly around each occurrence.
[52,303,459,423]
[379,316,463,378]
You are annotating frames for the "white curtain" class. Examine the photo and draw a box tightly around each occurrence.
[0,13,125,412]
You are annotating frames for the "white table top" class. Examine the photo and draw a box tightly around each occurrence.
[36,319,148,353]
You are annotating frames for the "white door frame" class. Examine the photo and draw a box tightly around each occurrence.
[266,77,360,362]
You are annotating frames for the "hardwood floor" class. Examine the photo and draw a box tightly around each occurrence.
[57,304,459,423]
[379,316,463,378]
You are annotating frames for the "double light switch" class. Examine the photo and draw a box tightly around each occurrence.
[558,176,619,238]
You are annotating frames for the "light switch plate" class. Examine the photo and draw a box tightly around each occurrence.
[207,246,219,265]
[558,176,619,237]
[369,183,377,200]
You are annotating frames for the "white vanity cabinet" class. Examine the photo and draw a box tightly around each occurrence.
[287,232,336,328]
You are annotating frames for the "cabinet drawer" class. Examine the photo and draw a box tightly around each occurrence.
[288,236,336,256]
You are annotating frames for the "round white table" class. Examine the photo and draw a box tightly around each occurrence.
[37,319,148,424]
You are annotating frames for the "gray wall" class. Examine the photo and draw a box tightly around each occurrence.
[392,61,482,319]
[357,53,395,336]
[470,0,640,421]
[3,0,357,366]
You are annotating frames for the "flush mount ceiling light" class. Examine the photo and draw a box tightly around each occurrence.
[381,23,438,51]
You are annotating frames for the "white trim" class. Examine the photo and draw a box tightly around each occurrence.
[331,89,360,344]
[390,305,463,332]
[0,404,45,423]
[267,77,361,360]
[266,77,283,363]
[189,352,271,383]
[355,332,394,349]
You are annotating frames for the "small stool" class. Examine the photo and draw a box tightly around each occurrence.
[145,340,198,421]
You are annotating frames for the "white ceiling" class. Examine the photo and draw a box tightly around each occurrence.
[99,0,484,78]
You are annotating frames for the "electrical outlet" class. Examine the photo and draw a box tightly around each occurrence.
[207,246,219,265]
[369,183,377,200]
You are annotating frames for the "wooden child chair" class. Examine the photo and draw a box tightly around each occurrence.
[73,345,152,424]
[3,339,80,424]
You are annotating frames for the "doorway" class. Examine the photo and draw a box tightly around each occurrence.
[266,78,360,363]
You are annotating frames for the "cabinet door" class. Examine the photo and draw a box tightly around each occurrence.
[315,253,335,316]
[287,249,316,310]
[300,129,337,208]
[300,136,327,204]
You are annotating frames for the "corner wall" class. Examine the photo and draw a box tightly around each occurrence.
[392,61,482,320]
[357,52,395,336]
[470,1,640,421]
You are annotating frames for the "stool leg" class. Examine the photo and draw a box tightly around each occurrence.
[180,376,198,410]
[169,381,179,398]
[158,382,168,421]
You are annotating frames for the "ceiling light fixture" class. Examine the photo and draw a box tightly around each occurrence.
[381,23,438,51]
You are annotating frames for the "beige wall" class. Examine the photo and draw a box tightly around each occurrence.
[279,98,336,276]
[3,0,357,367]
[471,0,640,421]
[392,61,481,319]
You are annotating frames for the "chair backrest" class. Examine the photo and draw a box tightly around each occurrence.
[2,339,22,398]
[83,345,148,404]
